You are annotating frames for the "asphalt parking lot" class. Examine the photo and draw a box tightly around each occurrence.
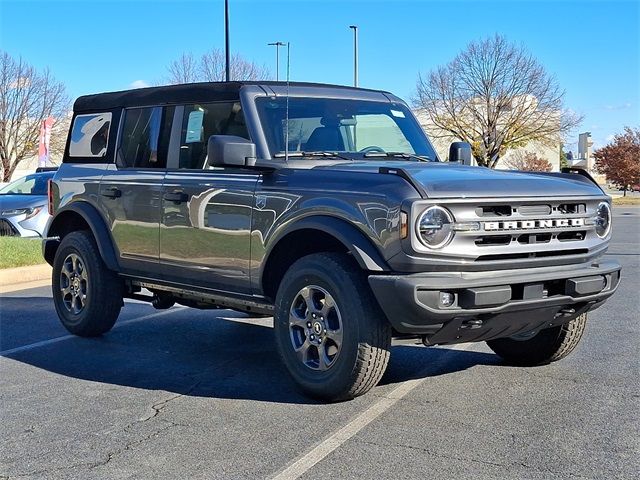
[1,207,638,480]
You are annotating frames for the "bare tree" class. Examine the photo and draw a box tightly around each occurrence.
[0,51,70,181]
[165,48,270,85]
[201,50,270,81]
[166,52,199,84]
[503,150,553,172]
[414,35,582,168]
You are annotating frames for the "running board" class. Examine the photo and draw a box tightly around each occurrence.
[125,279,274,315]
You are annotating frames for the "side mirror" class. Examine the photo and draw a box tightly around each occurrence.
[207,135,257,167]
[449,141,473,166]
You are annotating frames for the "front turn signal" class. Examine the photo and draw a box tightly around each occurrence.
[400,211,408,239]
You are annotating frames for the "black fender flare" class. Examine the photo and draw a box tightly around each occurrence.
[266,215,391,272]
[45,202,119,271]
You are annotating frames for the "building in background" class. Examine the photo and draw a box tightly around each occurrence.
[566,131,607,184]
[575,132,594,170]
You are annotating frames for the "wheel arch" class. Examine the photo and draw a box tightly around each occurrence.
[260,215,390,300]
[44,202,119,271]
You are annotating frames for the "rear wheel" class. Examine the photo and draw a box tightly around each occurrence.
[274,252,392,401]
[486,314,587,366]
[52,231,123,337]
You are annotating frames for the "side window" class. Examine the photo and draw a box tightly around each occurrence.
[178,102,248,169]
[118,106,174,168]
[68,113,112,157]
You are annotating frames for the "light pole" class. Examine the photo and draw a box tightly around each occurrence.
[268,41,286,81]
[349,25,358,87]
[224,0,230,81]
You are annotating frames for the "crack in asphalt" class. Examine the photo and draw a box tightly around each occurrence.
[89,420,181,471]
[351,438,593,479]
[92,380,204,470]
[4,382,201,479]
[3,353,248,479]
[4,420,184,479]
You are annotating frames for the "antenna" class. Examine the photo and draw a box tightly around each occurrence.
[285,42,290,163]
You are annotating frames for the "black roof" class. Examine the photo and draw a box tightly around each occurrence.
[73,81,391,112]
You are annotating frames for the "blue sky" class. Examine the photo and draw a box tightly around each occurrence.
[1,0,638,151]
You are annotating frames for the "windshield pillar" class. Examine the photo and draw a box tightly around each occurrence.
[239,86,274,160]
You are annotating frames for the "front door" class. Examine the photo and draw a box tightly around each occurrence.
[160,102,259,294]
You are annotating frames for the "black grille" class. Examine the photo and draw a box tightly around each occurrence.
[475,205,512,217]
[476,249,589,262]
[0,219,19,236]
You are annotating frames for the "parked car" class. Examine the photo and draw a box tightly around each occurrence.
[0,170,56,237]
[44,82,621,401]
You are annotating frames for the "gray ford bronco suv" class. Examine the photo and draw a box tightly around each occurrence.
[44,81,621,401]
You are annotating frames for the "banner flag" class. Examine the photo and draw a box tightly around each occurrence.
[38,117,55,167]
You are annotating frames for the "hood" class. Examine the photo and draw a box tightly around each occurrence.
[0,195,47,213]
[320,161,604,198]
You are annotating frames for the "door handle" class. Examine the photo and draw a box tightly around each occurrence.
[101,187,121,199]
[163,191,189,203]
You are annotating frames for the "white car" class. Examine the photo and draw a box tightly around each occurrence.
[0,170,56,237]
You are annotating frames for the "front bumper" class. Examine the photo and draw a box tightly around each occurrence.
[0,216,40,237]
[369,260,621,345]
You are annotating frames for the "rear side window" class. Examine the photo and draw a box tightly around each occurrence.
[68,113,112,157]
[178,102,249,169]
[118,106,174,168]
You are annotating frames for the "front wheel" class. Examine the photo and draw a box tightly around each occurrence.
[486,314,587,366]
[52,231,123,337]
[274,253,391,401]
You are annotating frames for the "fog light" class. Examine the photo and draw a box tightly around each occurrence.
[440,292,455,307]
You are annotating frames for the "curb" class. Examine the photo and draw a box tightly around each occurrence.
[0,263,51,287]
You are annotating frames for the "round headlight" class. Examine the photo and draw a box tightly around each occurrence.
[595,202,611,238]
[416,206,454,248]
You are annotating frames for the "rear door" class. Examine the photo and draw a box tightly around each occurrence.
[99,105,174,277]
[160,102,259,294]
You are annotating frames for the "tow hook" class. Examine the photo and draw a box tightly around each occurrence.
[555,307,576,319]
[460,319,483,329]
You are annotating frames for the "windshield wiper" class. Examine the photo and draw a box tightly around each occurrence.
[363,152,432,162]
[274,151,352,161]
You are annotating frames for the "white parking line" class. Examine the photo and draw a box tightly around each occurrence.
[270,342,477,480]
[0,308,182,357]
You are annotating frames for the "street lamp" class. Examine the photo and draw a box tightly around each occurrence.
[268,41,286,81]
[224,0,230,81]
[349,25,358,87]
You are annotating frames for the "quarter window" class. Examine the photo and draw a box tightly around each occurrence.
[178,102,249,169]
[68,113,112,157]
[118,106,174,168]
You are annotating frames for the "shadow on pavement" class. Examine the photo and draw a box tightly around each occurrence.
[2,296,499,404]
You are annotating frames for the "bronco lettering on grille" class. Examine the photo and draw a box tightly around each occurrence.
[484,218,586,231]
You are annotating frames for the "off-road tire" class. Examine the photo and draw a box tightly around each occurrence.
[486,314,588,366]
[52,231,123,337]
[274,252,392,401]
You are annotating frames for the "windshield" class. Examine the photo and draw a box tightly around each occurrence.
[255,97,438,160]
[0,172,54,195]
